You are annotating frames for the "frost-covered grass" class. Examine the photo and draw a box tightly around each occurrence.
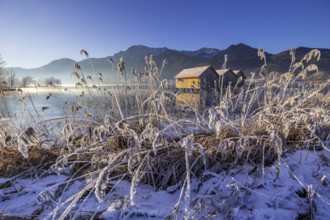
[0,48,330,219]
[1,150,329,219]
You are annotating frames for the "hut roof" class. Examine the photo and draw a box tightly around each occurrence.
[216,68,235,76]
[233,70,247,79]
[174,65,211,79]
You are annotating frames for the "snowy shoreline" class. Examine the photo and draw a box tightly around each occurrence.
[1,149,329,219]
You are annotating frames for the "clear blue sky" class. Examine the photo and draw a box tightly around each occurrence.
[0,0,329,68]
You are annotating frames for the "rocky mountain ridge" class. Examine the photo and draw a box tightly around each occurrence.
[7,43,330,84]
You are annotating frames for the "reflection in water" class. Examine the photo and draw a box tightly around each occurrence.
[0,85,153,122]
[1,92,76,120]
[176,93,200,106]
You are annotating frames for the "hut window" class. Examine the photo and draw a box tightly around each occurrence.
[190,88,200,94]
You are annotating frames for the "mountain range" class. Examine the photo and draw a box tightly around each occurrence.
[7,43,330,85]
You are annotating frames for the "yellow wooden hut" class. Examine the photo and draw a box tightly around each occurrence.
[174,65,219,106]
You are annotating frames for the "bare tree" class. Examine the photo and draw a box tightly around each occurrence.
[42,77,62,86]
[0,54,6,91]
[0,54,4,77]
[5,68,16,90]
[21,76,34,87]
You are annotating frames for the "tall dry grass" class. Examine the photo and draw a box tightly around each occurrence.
[0,48,329,219]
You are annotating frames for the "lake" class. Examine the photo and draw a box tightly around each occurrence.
[0,84,174,126]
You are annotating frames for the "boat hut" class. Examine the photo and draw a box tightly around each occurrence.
[174,65,218,106]
[216,68,245,87]
[233,70,246,87]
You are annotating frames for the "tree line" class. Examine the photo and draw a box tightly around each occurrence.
[0,54,62,91]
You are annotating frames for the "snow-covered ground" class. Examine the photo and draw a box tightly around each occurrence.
[1,149,330,219]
